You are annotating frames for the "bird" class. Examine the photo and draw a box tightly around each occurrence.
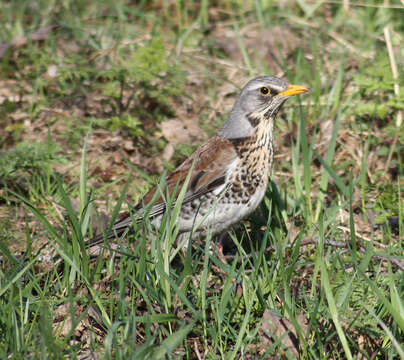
[89,76,308,248]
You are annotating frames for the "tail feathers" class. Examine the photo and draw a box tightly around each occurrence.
[86,198,167,249]
[86,216,133,248]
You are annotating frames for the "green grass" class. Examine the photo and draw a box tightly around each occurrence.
[1,0,403,358]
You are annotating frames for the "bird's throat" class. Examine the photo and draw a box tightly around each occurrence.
[229,115,274,184]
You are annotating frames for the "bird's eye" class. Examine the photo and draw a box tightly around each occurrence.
[260,86,270,96]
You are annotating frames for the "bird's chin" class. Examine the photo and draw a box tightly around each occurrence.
[275,95,289,104]
[261,98,287,118]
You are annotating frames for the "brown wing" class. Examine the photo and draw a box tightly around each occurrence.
[88,135,238,246]
[141,135,237,216]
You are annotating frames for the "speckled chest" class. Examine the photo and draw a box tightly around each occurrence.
[225,120,274,204]
[176,119,274,226]
[181,121,273,218]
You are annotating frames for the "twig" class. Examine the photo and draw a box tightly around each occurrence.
[383,26,402,173]
[223,236,404,271]
[303,237,404,271]
[384,26,401,128]
[307,1,404,9]
[194,340,203,360]
[328,31,372,59]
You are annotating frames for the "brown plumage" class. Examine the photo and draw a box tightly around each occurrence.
[143,135,237,206]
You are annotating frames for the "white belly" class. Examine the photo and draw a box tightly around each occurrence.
[186,185,267,235]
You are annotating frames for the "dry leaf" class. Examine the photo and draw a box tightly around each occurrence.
[161,118,202,145]
[257,309,307,358]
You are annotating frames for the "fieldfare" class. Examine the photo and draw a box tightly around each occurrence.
[90,76,307,247]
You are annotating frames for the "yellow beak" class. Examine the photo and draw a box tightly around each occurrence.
[278,84,308,97]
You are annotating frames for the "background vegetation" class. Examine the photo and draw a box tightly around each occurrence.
[0,0,403,358]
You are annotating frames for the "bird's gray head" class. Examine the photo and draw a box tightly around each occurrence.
[219,76,307,140]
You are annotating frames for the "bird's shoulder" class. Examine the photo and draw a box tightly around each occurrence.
[143,135,238,205]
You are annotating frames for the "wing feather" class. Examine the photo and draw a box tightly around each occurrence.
[88,135,238,246]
